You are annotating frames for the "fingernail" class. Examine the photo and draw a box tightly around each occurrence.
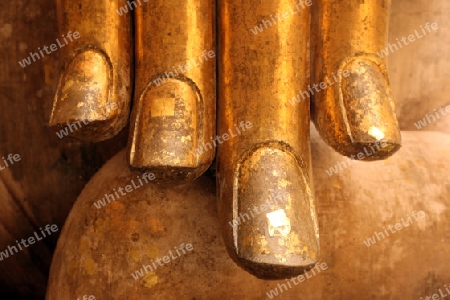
[49,49,118,142]
[232,146,319,279]
[128,78,209,180]
[339,57,401,159]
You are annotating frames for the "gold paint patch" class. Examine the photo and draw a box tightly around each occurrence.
[149,219,166,232]
[84,257,96,275]
[78,237,90,253]
[151,98,175,117]
[146,245,160,258]
[142,272,158,289]
[130,247,141,262]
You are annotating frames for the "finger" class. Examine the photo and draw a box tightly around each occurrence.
[311,0,401,160]
[49,0,133,142]
[128,0,216,181]
[217,0,319,279]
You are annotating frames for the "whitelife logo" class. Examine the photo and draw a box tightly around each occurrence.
[420,284,450,300]
[131,243,193,280]
[55,102,119,139]
[288,70,350,106]
[18,31,80,68]
[325,140,389,176]
[0,153,21,171]
[363,211,425,247]
[152,50,215,87]
[377,22,439,58]
[414,105,450,129]
[93,172,156,209]
[266,262,328,298]
[250,0,312,35]
[190,121,252,157]
[116,0,147,16]
[0,224,59,261]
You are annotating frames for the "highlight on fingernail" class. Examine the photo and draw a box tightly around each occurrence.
[336,55,401,159]
[128,77,210,180]
[231,142,319,279]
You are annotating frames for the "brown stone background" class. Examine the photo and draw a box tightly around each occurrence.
[389,0,450,133]
[46,130,450,299]
[0,1,128,298]
[0,0,448,298]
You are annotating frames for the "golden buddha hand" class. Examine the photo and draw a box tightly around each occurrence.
[48,0,401,279]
